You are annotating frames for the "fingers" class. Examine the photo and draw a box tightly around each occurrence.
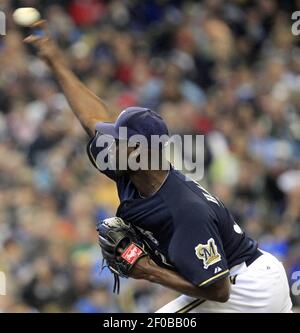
[30,19,50,37]
[23,35,42,44]
[23,19,49,45]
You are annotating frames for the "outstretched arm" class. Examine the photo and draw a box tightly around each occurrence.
[24,20,114,137]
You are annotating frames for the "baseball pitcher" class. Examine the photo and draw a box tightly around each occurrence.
[25,20,293,313]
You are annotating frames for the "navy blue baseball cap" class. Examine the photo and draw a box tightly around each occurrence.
[95,107,169,146]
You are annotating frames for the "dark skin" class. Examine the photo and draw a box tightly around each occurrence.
[24,20,230,304]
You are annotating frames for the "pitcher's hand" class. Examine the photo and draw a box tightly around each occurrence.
[24,20,65,67]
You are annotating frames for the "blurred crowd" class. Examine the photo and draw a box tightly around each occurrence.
[0,0,300,312]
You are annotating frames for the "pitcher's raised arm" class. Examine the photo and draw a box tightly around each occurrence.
[24,20,114,137]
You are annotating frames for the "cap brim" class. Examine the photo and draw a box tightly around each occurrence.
[95,122,119,139]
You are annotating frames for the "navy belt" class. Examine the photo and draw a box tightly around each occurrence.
[245,249,263,267]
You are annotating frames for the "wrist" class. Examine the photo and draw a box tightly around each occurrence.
[44,45,68,71]
[129,256,158,280]
[48,56,68,72]
[145,259,163,283]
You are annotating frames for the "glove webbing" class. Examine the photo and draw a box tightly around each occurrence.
[113,273,120,294]
[100,258,121,294]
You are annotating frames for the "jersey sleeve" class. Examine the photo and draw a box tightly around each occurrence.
[168,204,229,287]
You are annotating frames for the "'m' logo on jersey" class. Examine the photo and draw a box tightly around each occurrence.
[195,238,221,269]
